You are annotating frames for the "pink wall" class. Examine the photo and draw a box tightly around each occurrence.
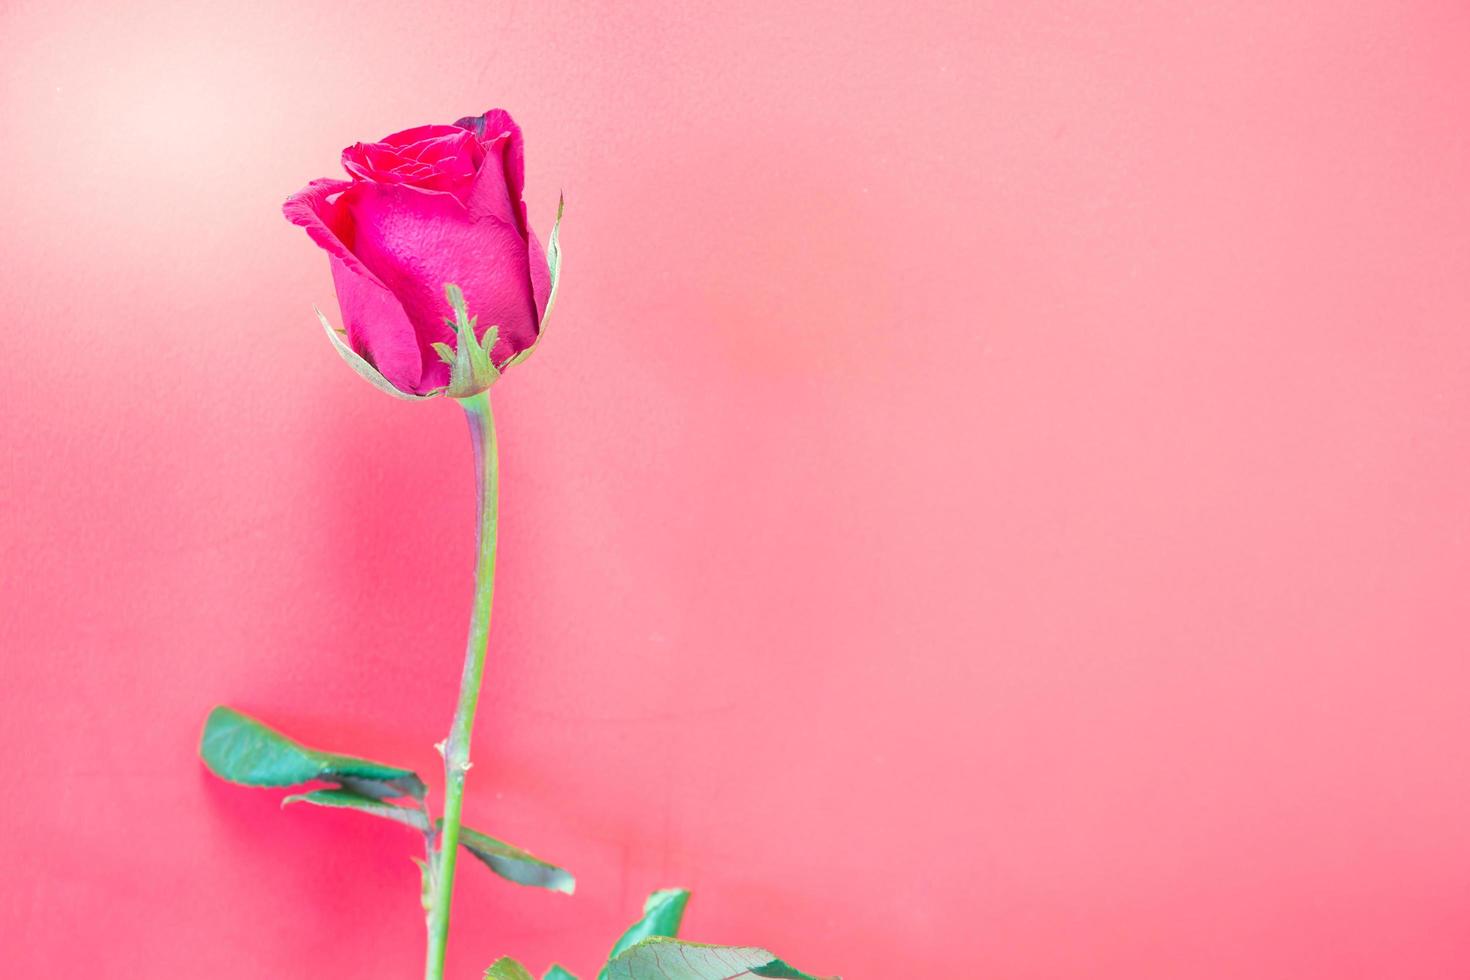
[4,1,1470,977]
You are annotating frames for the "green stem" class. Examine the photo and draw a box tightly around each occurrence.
[425,391,499,980]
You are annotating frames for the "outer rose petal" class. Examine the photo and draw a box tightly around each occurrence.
[341,181,541,377]
[454,109,528,234]
[462,136,519,228]
[456,110,548,330]
[284,179,425,392]
[283,179,370,281]
[328,255,424,393]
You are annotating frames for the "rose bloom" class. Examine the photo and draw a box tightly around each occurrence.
[284,109,551,395]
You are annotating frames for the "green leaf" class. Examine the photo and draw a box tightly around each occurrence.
[506,195,564,370]
[282,788,429,832]
[334,775,418,800]
[602,939,835,980]
[544,967,578,980]
[484,957,536,980]
[199,706,426,800]
[599,889,690,978]
[453,823,575,894]
[316,307,432,401]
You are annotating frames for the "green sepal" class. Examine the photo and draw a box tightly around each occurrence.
[199,706,426,800]
[316,307,434,401]
[544,967,578,980]
[484,957,536,980]
[448,821,575,894]
[602,939,835,980]
[441,283,502,398]
[506,195,564,370]
[599,889,690,978]
[282,788,429,832]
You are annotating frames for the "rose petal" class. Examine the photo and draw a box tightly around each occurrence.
[455,108,545,338]
[343,129,482,197]
[463,136,518,227]
[329,255,424,393]
[455,109,528,234]
[283,179,370,281]
[378,123,467,148]
[341,181,541,375]
[283,179,424,393]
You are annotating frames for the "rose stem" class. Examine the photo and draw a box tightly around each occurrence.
[424,390,499,980]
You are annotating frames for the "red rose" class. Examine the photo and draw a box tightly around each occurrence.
[285,109,560,398]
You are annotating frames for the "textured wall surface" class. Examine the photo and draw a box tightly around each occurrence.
[3,1,1470,977]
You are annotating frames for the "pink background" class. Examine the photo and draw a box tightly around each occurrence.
[3,1,1470,977]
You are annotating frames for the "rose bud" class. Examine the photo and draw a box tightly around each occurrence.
[284,109,562,399]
